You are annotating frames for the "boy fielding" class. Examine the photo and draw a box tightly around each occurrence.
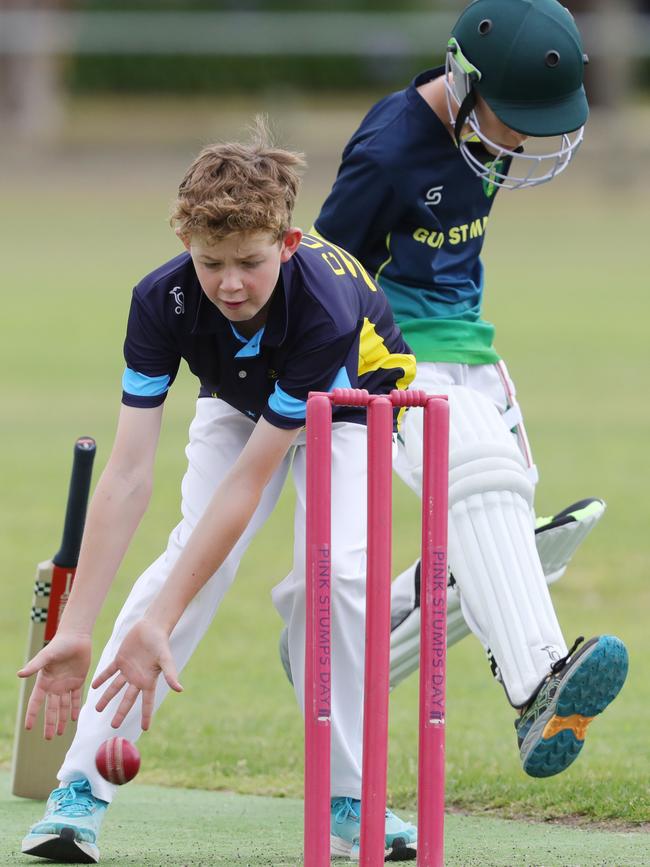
[18,124,419,862]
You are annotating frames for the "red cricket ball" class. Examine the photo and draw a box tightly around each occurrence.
[95,737,141,785]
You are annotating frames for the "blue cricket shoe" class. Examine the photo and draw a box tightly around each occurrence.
[22,778,108,863]
[330,796,417,861]
[516,635,629,778]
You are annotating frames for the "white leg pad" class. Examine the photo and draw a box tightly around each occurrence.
[535,499,606,584]
[389,491,569,705]
[389,500,600,688]
[390,580,467,689]
[447,386,567,705]
[450,489,567,705]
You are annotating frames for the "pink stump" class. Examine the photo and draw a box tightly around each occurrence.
[417,397,450,867]
[359,397,394,866]
[304,394,332,867]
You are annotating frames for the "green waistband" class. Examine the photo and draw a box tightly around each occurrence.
[400,318,500,364]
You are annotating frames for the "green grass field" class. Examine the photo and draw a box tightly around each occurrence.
[1,96,648,863]
[2,773,649,866]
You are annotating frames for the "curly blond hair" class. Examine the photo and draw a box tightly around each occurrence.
[171,117,305,242]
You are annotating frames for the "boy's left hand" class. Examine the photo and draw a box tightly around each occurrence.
[92,619,183,730]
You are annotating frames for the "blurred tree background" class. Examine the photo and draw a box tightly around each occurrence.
[1,0,649,140]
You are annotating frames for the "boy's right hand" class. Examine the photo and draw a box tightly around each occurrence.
[92,618,183,732]
[17,632,92,740]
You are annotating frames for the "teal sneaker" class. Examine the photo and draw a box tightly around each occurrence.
[330,796,417,861]
[516,635,628,778]
[21,778,108,863]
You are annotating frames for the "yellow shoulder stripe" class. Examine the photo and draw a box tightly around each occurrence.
[304,229,378,292]
[358,317,417,429]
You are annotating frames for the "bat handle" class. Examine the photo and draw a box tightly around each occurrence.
[53,437,96,569]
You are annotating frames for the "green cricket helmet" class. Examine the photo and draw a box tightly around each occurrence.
[445,0,589,189]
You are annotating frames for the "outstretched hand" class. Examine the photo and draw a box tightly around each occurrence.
[17,632,93,740]
[92,619,182,731]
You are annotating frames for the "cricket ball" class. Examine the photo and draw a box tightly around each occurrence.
[95,737,141,785]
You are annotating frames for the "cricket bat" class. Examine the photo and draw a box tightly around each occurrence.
[11,436,96,799]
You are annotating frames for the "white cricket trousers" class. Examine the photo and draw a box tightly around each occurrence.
[59,398,369,802]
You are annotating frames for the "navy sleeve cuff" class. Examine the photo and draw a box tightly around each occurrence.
[121,391,168,408]
[261,405,305,430]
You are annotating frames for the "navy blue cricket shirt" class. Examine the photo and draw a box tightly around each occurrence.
[121,235,415,429]
[315,67,506,365]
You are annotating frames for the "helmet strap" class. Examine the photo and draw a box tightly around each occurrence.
[454,86,478,146]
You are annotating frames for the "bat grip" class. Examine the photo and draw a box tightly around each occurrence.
[53,437,96,568]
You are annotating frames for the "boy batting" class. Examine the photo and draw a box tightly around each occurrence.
[18,121,419,863]
[280,0,629,783]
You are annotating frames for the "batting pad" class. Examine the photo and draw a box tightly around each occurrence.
[535,498,606,584]
[446,387,567,706]
[389,497,603,689]
[390,581,467,689]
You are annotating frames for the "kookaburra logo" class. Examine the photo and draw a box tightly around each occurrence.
[541,645,562,663]
[170,286,185,314]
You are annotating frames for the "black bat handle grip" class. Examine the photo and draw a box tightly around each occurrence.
[53,437,97,568]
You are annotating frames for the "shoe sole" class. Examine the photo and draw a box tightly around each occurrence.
[22,829,99,863]
[521,635,628,778]
[330,834,417,862]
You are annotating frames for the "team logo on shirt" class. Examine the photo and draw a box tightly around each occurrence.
[482,160,505,199]
[412,215,489,248]
[169,286,185,314]
[424,185,444,207]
